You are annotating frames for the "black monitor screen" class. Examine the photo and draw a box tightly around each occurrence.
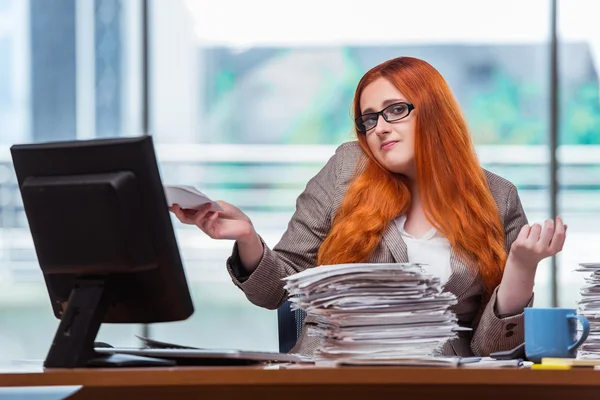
[10,135,194,368]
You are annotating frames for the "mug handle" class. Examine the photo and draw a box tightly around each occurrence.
[567,314,590,352]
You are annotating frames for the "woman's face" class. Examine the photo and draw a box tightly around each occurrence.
[359,77,417,177]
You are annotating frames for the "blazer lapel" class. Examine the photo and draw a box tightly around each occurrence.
[382,221,477,300]
[443,248,477,299]
[382,221,409,263]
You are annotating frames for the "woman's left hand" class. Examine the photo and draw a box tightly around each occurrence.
[507,216,567,270]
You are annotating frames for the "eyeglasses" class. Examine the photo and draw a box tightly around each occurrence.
[354,102,415,133]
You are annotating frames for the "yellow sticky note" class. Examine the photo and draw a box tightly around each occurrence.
[541,358,573,365]
[531,364,571,370]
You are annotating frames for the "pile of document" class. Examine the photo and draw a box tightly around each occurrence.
[282,263,460,364]
[575,262,600,358]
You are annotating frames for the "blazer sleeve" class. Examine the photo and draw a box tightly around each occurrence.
[470,184,532,356]
[224,145,344,310]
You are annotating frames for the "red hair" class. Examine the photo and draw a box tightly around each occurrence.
[317,57,506,296]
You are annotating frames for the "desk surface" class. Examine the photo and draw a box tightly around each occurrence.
[1,362,600,400]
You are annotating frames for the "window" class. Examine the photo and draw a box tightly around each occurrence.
[557,0,600,307]
[1,0,580,360]
[148,0,552,350]
[0,0,143,360]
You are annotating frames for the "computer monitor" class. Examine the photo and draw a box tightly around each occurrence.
[10,135,194,368]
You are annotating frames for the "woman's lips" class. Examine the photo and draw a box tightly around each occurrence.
[381,140,398,150]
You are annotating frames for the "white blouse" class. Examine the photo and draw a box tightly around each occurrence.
[394,215,453,286]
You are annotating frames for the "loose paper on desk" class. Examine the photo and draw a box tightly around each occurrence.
[164,185,223,212]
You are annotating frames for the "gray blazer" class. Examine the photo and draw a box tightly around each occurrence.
[227,141,531,357]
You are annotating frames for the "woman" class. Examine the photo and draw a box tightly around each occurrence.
[171,56,566,357]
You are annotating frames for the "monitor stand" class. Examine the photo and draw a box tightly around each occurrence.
[44,277,174,368]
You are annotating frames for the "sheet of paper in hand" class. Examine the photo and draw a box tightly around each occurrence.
[164,185,223,212]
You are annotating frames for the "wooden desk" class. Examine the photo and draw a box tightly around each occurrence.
[1,363,600,400]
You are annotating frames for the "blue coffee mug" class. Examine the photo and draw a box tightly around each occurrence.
[524,307,590,363]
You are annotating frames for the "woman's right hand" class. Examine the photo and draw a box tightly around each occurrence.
[169,201,256,242]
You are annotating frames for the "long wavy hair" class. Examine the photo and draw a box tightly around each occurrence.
[317,57,506,296]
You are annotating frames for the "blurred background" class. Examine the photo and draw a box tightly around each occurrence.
[0,0,598,360]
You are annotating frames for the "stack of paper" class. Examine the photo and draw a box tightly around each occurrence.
[575,262,600,358]
[282,263,460,364]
